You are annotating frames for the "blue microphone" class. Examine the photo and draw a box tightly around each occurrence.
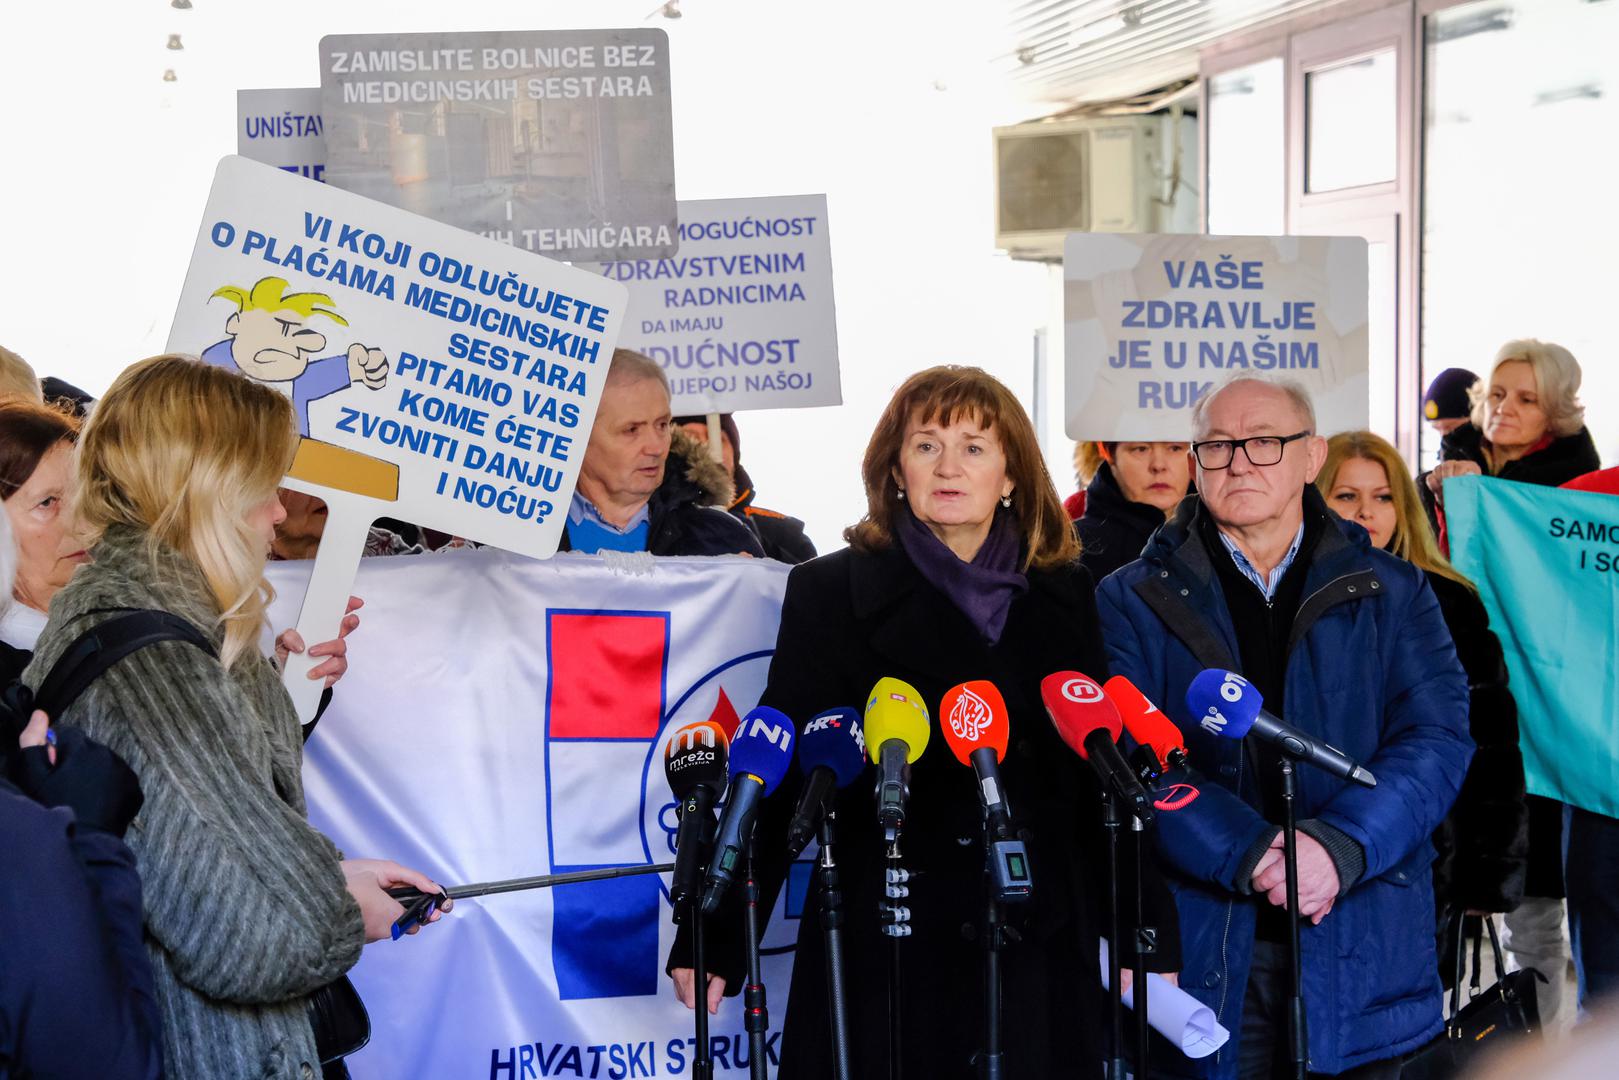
[699,706,797,914]
[784,708,867,860]
[1185,669,1376,788]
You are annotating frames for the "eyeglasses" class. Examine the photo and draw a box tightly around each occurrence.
[1192,431,1311,470]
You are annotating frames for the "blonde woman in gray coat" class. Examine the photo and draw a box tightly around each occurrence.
[27,354,449,1080]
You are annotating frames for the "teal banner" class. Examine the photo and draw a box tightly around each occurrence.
[1446,476,1619,818]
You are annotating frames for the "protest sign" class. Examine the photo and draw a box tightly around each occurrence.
[597,195,841,414]
[168,155,626,717]
[1064,235,1368,440]
[267,550,798,1078]
[1446,476,1619,818]
[237,88,326,182]
[319,30,677,262]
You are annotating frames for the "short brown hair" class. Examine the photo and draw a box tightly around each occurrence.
[845,366,1079,571]
[0,395,79,501]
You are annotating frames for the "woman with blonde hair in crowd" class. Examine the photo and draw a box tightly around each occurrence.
[1318,431,1529,1002]
[1418,338,1599,1031]
[669,365,1179,1078]
[24,354,449,1080]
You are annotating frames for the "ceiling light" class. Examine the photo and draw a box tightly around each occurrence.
[1069,15,1127,47]
[163,69,178,82]
[171,0,193,8]
[167,34,184,50]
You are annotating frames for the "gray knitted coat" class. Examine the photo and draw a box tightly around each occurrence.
[25,526,365,1080]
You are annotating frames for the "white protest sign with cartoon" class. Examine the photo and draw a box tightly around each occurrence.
[598,194,842,415]
[169,156,627,718]
[1064,234,1368,440]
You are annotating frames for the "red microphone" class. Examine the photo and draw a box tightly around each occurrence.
[939,680,1014,839]
[1040,672,1153,823]
[1102,676,1200,812]
[1103,675,1189,771]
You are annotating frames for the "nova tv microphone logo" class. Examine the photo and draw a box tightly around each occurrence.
[1060,676,1105,704]
[947,685,994,741]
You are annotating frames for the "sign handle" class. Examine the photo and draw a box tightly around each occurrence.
[705,412,724,464]
[279,500,371,723]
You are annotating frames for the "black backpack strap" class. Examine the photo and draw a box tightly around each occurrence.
[32,608,217,720]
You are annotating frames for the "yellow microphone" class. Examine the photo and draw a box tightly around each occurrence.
[864,676,931,844]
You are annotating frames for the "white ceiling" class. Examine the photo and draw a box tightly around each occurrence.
[986,0,1346,106]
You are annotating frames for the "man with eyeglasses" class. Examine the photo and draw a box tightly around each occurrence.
[1096,376,1471,1080]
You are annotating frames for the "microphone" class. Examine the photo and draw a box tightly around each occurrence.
[939,680,1033,901]
[864,676,930,845]
[1185,669,1377,789]
[699,706,797,916]
[1102,676,1201,812]
[664,720,730,919]
[938,680,1015,839]
[1040,672,1154,824]
[784,707,867,860]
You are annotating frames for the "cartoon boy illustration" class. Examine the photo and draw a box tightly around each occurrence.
[202,276,388,437]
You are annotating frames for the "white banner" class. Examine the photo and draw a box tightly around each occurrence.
[267,549,798,1078]
[237,88,326,183]
[1064,234,1369,440]
[598,195,842,414]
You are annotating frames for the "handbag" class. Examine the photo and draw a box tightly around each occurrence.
[308,974,371,1063]
[1403,913,1543,1080]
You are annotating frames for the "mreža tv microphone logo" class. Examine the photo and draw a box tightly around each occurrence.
[948,685,994,742]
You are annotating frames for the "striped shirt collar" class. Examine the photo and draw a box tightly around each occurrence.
[1216,522,1305,602]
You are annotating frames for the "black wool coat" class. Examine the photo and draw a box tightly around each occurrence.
[1426,571,1529,918]
[1419,422,1599,897]
[1075,463,1172,585]
[677,543,1179,1080]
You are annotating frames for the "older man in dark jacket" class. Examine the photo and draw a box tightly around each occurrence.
[1097,376,1471,1080]
[562,351,763,558]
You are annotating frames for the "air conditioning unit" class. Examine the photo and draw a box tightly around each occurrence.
[993,115,1175,261]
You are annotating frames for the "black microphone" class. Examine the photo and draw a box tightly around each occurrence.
[1187,669,1376,789]
[784,708,867,861]
[699,707,796,916]
[663,720,730,922]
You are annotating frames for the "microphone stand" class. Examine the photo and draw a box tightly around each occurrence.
[817,813,854,1080]
[882,838,909,1080]
[976,840,1008,1080]
[1103,790,1127,1080]
[688,893,713,1080]
[1280,758,1307,1080]
[1131,816,1152,1080]
[741,841,770,1080]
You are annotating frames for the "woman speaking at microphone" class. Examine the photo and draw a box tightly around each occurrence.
[25,355,448,1080]
[669,366,1179,1078]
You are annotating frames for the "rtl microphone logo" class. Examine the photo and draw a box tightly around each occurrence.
[947,685,995,742]
[1060,675,1106,704]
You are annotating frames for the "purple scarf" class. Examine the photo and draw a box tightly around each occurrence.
[896,505,1029,645]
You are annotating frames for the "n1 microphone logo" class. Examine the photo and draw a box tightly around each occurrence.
[948,686,995,742]
[1060,676,1105,704]
[744,715,792,753]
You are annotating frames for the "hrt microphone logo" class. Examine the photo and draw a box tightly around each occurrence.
[947,685,995,742]
[1060,675,1106,704]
